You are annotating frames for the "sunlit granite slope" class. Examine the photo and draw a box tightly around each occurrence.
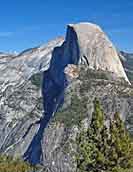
[0,23,132,172]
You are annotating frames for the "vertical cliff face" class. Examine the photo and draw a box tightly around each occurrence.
[0,37,64,164]
[0,23,132,172]
[67,23,130,83]
[24,25,81,165]
[119,51,133,82]
[23,22,131,165]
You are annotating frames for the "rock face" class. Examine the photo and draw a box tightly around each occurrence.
[66,23,130,83]
[0,37,64,159]
[0,37,63,121]
[119,51,133,82]
[24,23,131,165]
[0,23,132,172]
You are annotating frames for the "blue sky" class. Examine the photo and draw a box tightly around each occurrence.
[0,0,133,53]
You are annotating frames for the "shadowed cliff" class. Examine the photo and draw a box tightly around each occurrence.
[23,26,80,164]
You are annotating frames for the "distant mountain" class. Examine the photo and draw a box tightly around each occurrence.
[119,51,133,82]
[0,52,15,64]
[120,51,133,61]
[0,23,132,172]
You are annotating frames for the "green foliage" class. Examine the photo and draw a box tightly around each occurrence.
[79,67,109,81]
[54,95,88,128]
[0,155,37,172]
[76,99,133,172]
[30,73,41,88]
[90,98,104,131]
[126,113,133,137]
[109,112,132,169]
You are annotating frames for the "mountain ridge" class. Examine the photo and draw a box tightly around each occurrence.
[0,22,132,172]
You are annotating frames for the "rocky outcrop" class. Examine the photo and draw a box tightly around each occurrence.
[22,22,132,168]
[0,37,64,161]
[41,68,133,172]
[66,23,130,83]
[119,51,133,82]
[0,23,132,172]
[0,37,63,122]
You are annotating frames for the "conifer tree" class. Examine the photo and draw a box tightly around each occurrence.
[76,98,110,172]
[76,99,132,172]
[109,112,132,170]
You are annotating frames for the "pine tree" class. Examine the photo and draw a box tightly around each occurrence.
[76,98,110,172]
[109,112,132,170]
[76,99,132,172]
